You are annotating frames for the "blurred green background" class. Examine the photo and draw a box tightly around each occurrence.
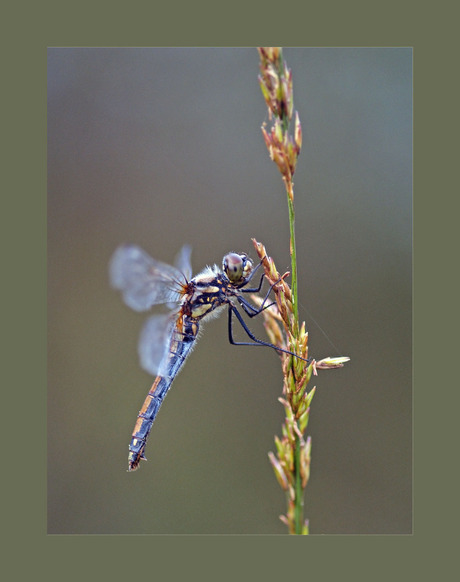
[47,47,412,534]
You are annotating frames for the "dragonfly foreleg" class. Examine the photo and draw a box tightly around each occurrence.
[238,271,265,293]
[240,259,263,287]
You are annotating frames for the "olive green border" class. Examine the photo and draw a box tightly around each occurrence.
[4,0,451,579]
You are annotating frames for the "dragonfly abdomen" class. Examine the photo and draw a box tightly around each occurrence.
[128,318,198,471]
[128,375,172,471]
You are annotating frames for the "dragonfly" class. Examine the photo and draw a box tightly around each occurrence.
[110,244,311,471]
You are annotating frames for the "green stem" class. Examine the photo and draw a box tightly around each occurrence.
[277,50,298,327]
[264,47,306,535]
[294,435,304,534]
[287,194,299,326]
[289,192,303,534]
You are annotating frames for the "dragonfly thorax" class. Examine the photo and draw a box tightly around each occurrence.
[222,252,253,287]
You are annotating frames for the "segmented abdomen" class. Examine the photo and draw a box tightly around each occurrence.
[128,318,198,471]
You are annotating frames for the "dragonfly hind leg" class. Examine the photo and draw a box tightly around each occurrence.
[227,304,311,364]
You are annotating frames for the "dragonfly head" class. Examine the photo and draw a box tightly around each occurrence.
[222,252,253,286]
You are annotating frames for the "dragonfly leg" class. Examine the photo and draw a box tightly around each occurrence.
[237,293,275,317]
[240,260,263,287]
[237,273,286,317]
[227,305,311,364]
[238,271,265,293]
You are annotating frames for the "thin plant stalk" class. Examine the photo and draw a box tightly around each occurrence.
[257,47,349,534]
[287,191,298,325]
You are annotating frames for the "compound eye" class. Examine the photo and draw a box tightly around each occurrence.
[223,253,245,283]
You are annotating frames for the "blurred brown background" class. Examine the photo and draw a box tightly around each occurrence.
[47,47,412,534]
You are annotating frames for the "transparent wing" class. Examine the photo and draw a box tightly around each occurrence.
[109,245,186,312]
[138,312,177,376]
[174,244,192,281]
[166,244,192,309]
